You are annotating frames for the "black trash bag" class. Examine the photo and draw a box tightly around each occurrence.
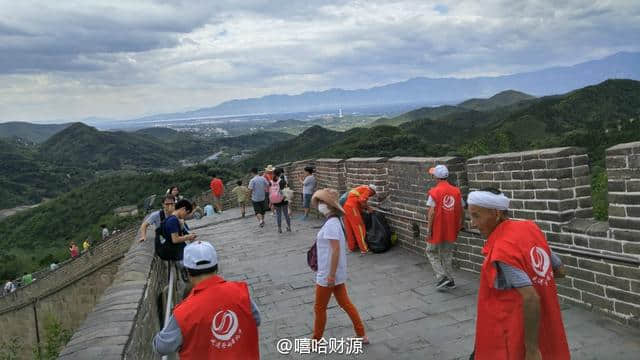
[363,211,393,253]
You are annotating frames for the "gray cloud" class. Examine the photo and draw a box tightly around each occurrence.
[0,0,639,122]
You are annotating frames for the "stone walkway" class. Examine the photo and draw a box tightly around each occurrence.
[189,208,640,359]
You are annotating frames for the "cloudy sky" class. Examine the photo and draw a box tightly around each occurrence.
[1,0,639,123]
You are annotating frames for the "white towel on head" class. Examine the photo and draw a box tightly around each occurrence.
[468,190,510,210]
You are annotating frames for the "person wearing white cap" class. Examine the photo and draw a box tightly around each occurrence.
[153,241,261,359]
[425,164,464,290]
[467,188,569,360]
[342,184,377,254]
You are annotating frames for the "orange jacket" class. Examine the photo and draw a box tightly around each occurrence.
[345,185,374,210]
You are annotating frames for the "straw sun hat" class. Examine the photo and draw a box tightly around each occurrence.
[311,188,345,214]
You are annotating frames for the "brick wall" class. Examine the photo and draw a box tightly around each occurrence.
[344,157,389,207]
[385,156,466,254]
[606,141,640,242]
[315,159,346,192]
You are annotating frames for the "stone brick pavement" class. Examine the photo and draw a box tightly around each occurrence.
[190,209,640,359]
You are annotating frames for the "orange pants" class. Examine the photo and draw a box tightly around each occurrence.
[343,202,368,252]
[313,284,365,339]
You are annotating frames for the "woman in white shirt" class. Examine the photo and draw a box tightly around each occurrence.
[311,188,369,343]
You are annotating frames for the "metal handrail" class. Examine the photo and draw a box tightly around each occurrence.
[161,263,176,360]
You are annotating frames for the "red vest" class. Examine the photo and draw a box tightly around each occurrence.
[210,178,224,197]
[174,275,260,360]
[427,181,463,244]
[474,220,569,360]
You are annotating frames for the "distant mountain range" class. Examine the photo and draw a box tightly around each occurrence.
[132,52,640,122]
[241,79,640,170]
[373,90,535,126]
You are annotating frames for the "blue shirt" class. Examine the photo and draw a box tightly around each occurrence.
[248,175,269,202]
[164,215,181,238]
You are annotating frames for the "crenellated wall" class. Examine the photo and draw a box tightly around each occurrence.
[0,227,137,360]
[58,227,168,360]
[279,142,640,326]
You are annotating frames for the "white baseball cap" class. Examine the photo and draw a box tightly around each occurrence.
[368,184,378,193]
[428,165,449,179]
[183,241,218,270]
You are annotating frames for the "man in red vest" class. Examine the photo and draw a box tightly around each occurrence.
[426,165,464,290]
[153,241,261,359]
[343,184,377,254]
[468,188,569,360]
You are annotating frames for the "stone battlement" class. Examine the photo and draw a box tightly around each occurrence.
[278,142,640,327]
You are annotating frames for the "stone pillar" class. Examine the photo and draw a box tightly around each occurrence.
[344,157,388,207]
[466,147,592,233]
[315,159,346,193]
[606,141,640,244]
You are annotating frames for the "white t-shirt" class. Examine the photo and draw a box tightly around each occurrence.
[316,217,347,287]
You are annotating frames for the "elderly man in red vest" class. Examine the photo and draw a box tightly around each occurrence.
[153,241,261,359]
[468,188,569,360]
[426,165,464,290]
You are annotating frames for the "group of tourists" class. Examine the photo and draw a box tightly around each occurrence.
[144,161,569,360]
[2,272,34,297]
[244,164,317,233]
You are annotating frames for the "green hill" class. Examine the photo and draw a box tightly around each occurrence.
[134,127,182,141]
[458,90,535,111]
[39,123,177,170]
[1,123,290,210]
[216,131,294,148]
[0,137,94,209]
[0,164,241,279]
[463,80,640,160]
[372,89,536,127]
[239,126,349,168]
[371,105,466,126]
[0,122,72,143]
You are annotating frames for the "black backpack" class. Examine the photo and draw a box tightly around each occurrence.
[154,212,186,261]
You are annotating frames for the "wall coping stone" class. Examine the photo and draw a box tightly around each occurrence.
[275,162,292,167]
[291,159,315,165]
[345,157,387,163]
[388,156,463,164]
[561,218,609,237]
[606,141,640,155]
[315,158,345,163]
[468,147,586,163]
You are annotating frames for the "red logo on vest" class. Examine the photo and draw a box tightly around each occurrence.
[210,310,243,349]
[442,195,455,211]
[530,246,552,286]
